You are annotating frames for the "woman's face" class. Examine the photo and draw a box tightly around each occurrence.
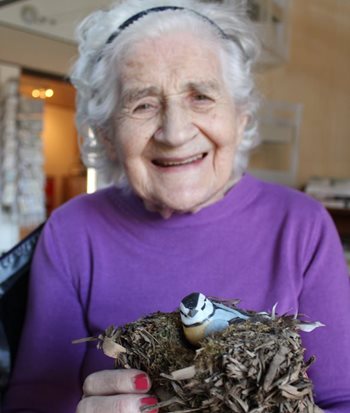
[113,31,247,217]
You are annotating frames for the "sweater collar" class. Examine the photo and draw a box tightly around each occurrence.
[108,173,262,228]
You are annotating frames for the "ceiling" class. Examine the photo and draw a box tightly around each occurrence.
[0,0,113,43]
[0,0,291,67]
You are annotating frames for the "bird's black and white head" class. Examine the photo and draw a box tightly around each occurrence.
[180,292,214,326]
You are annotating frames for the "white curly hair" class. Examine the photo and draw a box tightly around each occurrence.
[70,0,261,186]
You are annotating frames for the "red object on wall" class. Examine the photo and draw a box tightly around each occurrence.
[45,176,55,216]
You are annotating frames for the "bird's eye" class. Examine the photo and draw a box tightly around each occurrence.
[201,302,206,310]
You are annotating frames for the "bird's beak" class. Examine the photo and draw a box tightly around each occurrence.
[189,309,198,318]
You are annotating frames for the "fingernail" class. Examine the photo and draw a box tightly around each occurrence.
[134,373,149,390]
[141,397,158,413]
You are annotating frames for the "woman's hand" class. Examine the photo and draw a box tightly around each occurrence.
[76,369,158,413]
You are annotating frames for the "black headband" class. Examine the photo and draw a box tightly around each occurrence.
[105,5,228,45]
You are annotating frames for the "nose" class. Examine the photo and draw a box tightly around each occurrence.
[154,101,197,147]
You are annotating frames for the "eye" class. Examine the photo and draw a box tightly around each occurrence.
[190,93,215,111]
[133,103,154,113]
[201,302,206,310]
[193,94,211,102]
[130,100,160,119]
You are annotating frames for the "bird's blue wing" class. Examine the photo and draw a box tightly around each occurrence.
[205,319,230,336]
[213,303,250,320]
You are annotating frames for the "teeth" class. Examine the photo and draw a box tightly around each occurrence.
[155,153,204,167]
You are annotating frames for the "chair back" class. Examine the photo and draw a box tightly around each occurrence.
[0,224,44,393]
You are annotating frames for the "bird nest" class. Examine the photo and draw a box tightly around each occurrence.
[94,309,322,413]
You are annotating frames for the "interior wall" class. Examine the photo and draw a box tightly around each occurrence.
[255,0,350,187]
[0,25,76,77]
[42,103,80,208]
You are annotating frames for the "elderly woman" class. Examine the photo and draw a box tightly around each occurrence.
[3,0,350,412]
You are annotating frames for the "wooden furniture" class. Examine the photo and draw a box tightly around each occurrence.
[327,208,350,243]
[62,174,87,203]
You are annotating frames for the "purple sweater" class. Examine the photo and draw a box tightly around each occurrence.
[3,174,350,412]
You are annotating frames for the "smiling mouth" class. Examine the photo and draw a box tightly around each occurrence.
[152,153,207,167]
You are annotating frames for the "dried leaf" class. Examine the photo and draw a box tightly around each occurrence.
[170,366,197,381]
[263,345,290,391]
[101,337,126,359]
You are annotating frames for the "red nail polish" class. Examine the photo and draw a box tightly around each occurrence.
[134,373,149,390]
[141,397,158,413]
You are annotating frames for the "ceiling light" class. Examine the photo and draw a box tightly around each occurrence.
[31,89,40,98]
[45,89,54,98]
[31,88,54,99]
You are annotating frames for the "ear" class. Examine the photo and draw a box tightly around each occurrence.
[98,128,119,162]
[236,113,249,146]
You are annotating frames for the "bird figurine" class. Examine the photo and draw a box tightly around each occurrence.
[179,292,252,345]
[179,292,325,346]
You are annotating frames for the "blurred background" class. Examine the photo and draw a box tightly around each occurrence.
[0,0,349,265]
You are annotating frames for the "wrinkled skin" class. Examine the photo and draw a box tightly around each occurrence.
[109,31,247,218]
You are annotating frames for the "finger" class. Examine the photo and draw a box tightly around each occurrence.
[83,369,152,396]
[76,394,158,413]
